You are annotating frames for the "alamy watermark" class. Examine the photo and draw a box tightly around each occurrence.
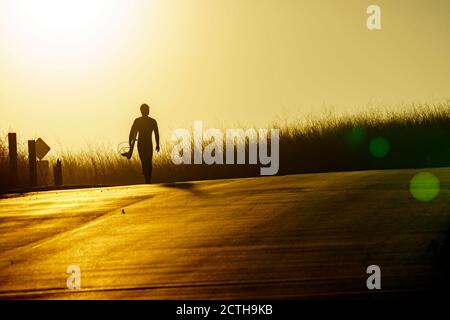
[66,264,81,290]
[367,5,381,30]
[366,265,381,290]
[170,121,279,176]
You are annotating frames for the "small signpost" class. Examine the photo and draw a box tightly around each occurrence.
[36,138,51,186]
[28,137,53,187]
[35,138,51,161]
[8,134,62,189]
[8,133,18,188]
[54,159,63,186]
[28,140,37,187]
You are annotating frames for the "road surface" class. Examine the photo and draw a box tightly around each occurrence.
[0,168,449,299]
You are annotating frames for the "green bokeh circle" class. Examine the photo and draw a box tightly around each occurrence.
[369,137,390,158]
[410,172,440,202]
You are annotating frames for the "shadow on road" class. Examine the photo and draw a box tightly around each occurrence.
[161,182,206,196]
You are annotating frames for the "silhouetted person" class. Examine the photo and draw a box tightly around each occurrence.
[124,104,159,184]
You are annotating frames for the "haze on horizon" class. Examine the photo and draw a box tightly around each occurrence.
[1,0,449,151]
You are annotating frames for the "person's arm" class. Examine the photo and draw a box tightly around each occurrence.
[129,120,137,145]
[125,120,138,159]
[154,120,160,152]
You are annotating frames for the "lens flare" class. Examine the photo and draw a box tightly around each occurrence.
[410,172,440,202]
[369,137,390,158]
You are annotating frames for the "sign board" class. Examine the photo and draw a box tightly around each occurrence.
[35,138,51,160]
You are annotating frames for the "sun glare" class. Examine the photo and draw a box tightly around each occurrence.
[1,0,137,68]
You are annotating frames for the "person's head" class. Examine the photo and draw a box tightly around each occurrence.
[140,103,149,116]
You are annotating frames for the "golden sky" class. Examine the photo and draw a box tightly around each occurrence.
[1,0,449,151]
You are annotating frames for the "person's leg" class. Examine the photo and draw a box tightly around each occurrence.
[138,146,149,184]
[141,156,153,183]
[147,153,153,183]
[138,145,154,184]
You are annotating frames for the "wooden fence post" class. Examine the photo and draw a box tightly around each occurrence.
[28,140,37,187]
[8,133,18,188]
[53,159,63,186]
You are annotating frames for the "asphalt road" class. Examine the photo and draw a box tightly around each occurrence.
[0,168,449,299]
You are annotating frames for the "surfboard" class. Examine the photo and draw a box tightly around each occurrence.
[121,136,137,159]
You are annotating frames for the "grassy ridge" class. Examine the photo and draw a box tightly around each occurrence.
[1,104,450,191]
[279,105,450,174]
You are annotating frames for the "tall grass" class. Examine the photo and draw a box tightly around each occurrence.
[278,104,450,175]
[1,103,450,192]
